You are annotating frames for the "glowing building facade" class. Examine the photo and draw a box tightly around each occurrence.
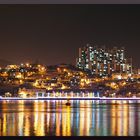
[76,44,132,76]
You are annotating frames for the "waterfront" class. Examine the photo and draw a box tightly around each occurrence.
[0,100,139,136]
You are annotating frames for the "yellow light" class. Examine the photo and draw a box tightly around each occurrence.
[24,115,30,136]
[16,73,23,78]
[62,106,67,136]
[66,106,71,136]
[80,82,84,87]
[20,80,23,84]
[18,91,27,98]
[3,114,6,135]
[81,79,85,82]
[61,85,66,89]
[47,87,53,90]
[80,72,84,75]
[68,72,71,76]
[122,82,126,86]
[85,79,90,84]
[56,110,61,136]
[51,83,55,86]
[33,80,39,87]
[26,63,29,66]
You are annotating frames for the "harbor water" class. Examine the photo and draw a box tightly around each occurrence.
[0,100,139,136]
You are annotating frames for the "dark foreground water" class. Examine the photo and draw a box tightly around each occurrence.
[0,100,139,136]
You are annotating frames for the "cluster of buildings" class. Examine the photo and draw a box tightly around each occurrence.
[0,43,140,97]
[76,44,132,77]
[0,63,92,92]
[0,63,46,84]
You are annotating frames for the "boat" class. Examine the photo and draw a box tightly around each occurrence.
[65,99,71,106]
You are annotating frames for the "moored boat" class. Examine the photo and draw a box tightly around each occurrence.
[65,99,71,106]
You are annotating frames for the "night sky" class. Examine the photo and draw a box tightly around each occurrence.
[0,5,140,67]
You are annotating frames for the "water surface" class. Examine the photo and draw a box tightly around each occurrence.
[0,100,139,136]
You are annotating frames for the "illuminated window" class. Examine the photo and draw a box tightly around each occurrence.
[86,64,89,69]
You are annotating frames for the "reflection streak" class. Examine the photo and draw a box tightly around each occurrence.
[0,100,139,136]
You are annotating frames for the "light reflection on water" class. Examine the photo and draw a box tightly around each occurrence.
[0,100,139,136]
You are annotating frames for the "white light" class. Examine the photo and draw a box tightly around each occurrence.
[117,75,122,79]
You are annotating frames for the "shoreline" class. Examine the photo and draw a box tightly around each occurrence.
[0,97,140,100]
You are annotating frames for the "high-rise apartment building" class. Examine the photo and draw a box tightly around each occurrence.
[76,44,132,76]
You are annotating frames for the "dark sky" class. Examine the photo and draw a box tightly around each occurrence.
[0,5,140,67]
[0,0,140,4]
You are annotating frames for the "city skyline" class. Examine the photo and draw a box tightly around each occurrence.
[0,5,140,67]
[0,3,140,138]
[76,45,132,76]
